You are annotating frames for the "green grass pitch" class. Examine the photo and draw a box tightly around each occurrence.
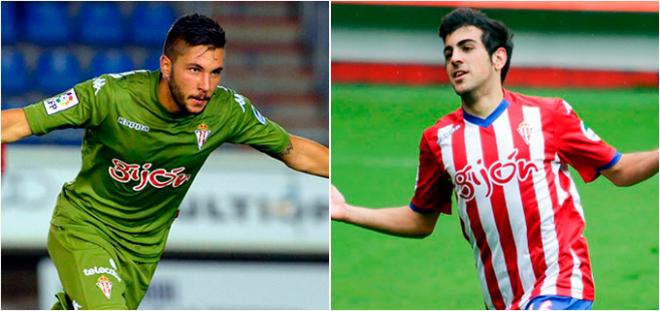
[331,84,658,309]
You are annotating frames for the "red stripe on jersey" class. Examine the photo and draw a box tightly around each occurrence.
[554,215,577,296]
[452,124,507,309]
[478,125,525,308]
[574,238,595,299]
[505,104,547,300]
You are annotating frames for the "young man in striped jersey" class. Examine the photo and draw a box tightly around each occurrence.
[331,7,658,310]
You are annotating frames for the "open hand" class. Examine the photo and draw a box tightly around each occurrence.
[331,184,348,221]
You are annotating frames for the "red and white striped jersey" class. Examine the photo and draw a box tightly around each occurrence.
[411,89,619,310]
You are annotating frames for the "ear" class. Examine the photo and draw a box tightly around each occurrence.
[492,47,507,71]
[160,55,172,80]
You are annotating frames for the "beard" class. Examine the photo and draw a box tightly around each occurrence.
[168,70,193,116]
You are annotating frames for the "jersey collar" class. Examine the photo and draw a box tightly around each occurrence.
[462,98,509,128]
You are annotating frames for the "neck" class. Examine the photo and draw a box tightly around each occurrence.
[157,75,181,114]
[460,80,504,118]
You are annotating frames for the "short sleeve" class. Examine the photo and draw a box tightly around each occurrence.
[227,93,290,155]
[23,76,108,135]
[410,133,453,215]
[555,100,619,182]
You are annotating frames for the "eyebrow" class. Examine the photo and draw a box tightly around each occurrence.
[186,63,224,73]
[444,38,479,55]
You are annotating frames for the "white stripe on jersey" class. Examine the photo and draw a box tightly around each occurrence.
[492,113,536,307]
[464,122,514,308]
[522,106,560,297]
[570,247,584,299]
[437,124,458,177]
[437,124,494,309]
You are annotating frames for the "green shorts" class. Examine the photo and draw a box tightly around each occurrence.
[47,223,159,310]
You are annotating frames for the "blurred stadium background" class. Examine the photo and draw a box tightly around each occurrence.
[1,1,328,309]
[331,1,658,310]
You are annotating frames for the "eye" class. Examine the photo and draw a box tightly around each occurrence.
[189,67,201,73]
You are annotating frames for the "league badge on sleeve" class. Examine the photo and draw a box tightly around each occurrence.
[195,123,211,150]
[44,89,79,115]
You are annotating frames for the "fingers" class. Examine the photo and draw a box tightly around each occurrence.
[330,184,347,221]
[330,184,345,206]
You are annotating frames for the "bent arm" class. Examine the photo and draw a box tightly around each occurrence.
[1,109,32,143]
[601,149,659,186]
[331,185,440,238]
[277,135,328,178]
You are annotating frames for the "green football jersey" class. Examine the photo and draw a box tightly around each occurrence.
[24,70,290,262]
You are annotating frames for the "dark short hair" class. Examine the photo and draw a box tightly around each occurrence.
[439,8,514,83]
[163,14,226,61]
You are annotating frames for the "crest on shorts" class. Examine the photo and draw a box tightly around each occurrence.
[195,123,211,150]
[96,275,113,299]
[517,121,532,145]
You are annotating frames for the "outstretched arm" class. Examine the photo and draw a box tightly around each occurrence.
[277,134,328,178]
[331,185,440,238]
[1,109,32,143]
[601,149,659,186]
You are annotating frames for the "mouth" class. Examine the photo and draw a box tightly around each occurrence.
[453,70,468,79]
[189,96,209,106]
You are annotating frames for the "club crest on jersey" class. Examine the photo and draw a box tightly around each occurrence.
[195,123,211,150]
[453,149,539,201]
[96,275,113,299]
[44,89,79,115]
[517,121,532,145]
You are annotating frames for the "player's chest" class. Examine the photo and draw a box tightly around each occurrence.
[437,121,557,201]
[93,105,229,163]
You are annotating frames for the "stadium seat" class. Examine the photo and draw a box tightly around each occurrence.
[131,3,177,46]
[88,50,135,79]
[1,49,29,95]
[143,50,163,71]
[77,2,125,46]
[37,49,82,95]
[24,2,71,45]
[1,2,17,44]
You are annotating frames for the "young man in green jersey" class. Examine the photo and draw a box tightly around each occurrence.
[2,14,328,309]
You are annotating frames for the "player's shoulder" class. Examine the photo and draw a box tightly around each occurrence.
[88,69,155,94]
[425,108,462,132]
[421,108,463,140]
[211,85,239,103]
[504,88,566,113]
[208,85,252,113]
[100,69,153,83]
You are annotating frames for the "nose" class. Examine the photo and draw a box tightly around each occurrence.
[450,51,464,66]
[199,73,211,93]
